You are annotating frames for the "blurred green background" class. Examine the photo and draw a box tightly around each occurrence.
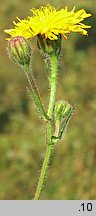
[0,0,96,200]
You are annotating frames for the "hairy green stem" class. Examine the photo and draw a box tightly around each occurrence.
[47,53,58,119]
[34,143,53,200]
[23,64,48,120]
[34,52,58,200]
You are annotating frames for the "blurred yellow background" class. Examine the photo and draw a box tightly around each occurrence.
[0,0,96,199]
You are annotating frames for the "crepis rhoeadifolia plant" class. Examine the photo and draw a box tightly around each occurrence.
[4,4,91,199]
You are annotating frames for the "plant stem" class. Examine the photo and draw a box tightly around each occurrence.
[34,52,58,200]
[34,143,53,200]
[47,53,58,119]
[23,64,48,120]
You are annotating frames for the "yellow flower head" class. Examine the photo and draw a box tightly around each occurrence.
[4,4,91,41]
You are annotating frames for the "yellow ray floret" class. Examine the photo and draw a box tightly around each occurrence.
[4,4,91,40]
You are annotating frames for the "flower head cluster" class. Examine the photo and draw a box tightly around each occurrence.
[4,4,91,41]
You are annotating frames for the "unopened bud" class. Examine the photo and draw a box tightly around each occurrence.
[55,100,72,123]
[53,100,75,141]
[8,36,31,67]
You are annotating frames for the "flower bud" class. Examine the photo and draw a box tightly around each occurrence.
[55,100,72,123]
[53,101,75,141]
[7,36,31,67]
[37,34,61,56]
